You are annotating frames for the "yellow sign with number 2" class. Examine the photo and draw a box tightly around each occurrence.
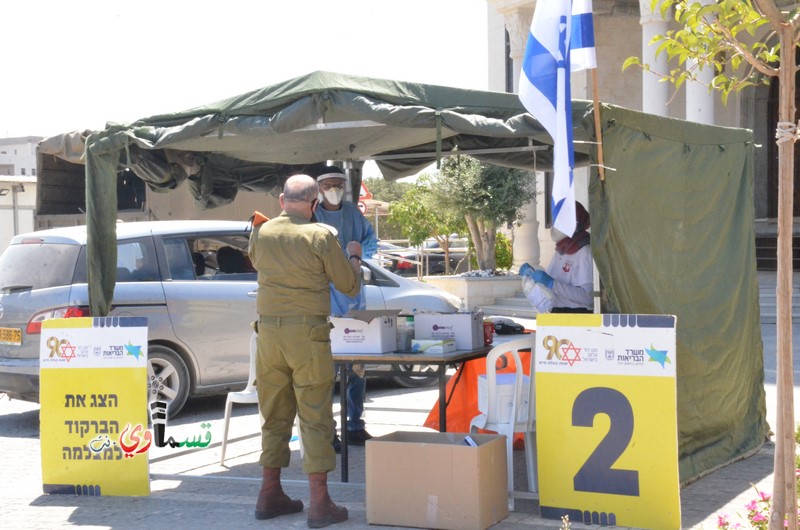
[535,313,680,530]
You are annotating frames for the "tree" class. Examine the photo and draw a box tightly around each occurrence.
[436,154,535,271]
[387,179,466,274]
[625,2,797,527]
[359,177,414,240]
[363,177,414,203]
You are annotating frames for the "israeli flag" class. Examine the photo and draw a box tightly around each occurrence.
[571,0,596,72]
[519,1,575,236]
[519,1,596,237]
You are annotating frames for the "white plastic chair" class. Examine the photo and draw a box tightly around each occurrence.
[469,336,537,510]
[220,331,302,465]
[220,331,260,465]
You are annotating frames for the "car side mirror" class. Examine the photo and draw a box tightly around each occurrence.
[361,265,372,282]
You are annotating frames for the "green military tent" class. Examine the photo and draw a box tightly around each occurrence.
[38,70,767,483]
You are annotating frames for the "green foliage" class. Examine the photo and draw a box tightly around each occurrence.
[623,0,779,105]
[438,153,534,270]
[386,185,437,246]
[385,155,533,271]
[386,178,466,247]
[437,155,534,227]
[715,486,797,529]
[363,177,413,203]
[495,232,513,270]
[471,231,514,270]
[364,177,415,240]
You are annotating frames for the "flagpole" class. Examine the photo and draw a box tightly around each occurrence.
[591,68,606,182]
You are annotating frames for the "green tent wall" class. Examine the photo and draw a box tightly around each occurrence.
[586,105,768,481]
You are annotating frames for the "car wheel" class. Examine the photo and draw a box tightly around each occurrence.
[147,345,191,417]
[392,364,441,388]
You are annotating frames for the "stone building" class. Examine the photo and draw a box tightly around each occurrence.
[0,137,41,251]
[486,0,783,269]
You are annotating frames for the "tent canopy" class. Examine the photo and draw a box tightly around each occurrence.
[40,71,595,314]
[37,71,766,483]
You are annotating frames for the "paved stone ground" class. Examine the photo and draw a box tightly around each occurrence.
[0,376,786,530]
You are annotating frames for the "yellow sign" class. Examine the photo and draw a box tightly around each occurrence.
[40,317,150,496]
[535,313,680,529]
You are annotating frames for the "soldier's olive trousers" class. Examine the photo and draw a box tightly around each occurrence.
[256,316,336,474]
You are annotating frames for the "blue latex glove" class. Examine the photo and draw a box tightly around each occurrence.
[519,262,536,279]
[532,269,554,289]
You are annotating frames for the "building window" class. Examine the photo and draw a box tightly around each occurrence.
[21,168,26,176]
[32,169,36,176]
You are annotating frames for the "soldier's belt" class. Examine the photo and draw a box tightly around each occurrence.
[260,315,329,326]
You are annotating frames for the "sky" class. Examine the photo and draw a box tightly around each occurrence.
[3,0,489,140]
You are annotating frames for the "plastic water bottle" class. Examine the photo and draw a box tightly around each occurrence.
[397,314,415,351]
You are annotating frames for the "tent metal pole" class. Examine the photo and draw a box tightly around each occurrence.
[364,145,548,161]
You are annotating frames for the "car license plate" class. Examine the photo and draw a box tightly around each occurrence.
[0,327,22,345]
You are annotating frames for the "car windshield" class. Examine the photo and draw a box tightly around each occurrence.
[0,243,81,290]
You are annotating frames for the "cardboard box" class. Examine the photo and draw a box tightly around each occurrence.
[329,310,398,353]
[477,373,531,423]
[411,339,456,354]
[414,311,485,350]
[366,431,509,530]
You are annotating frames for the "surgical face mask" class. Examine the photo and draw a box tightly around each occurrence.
[323,187,344,206]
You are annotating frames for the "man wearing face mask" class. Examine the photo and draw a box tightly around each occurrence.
[520,201,593,313]
[314,166,378,452]
[248,174,361,527]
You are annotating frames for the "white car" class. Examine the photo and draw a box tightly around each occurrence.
[0,221,459,416]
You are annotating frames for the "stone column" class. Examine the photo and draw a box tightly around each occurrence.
[685,60,715,124]
[489,0,541,268]
[685,0,715,124]
[640,1,670,116]
[502,6,533,90]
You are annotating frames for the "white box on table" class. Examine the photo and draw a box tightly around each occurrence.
[366,431,508,530]
[330,310,398,353]
[411,339,456,354]
[414,311,484,350]
[477,372,530,423]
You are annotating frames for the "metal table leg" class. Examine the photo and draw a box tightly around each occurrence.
[438,364,447,432]
[339,364,348,482]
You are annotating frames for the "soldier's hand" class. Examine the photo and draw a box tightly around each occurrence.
[346,241,362,258]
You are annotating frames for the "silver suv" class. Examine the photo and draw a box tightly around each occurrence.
[0,221,458,415]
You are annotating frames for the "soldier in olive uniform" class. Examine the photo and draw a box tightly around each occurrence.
[248,174,362,528]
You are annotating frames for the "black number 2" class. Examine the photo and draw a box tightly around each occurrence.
[572,387,640,496]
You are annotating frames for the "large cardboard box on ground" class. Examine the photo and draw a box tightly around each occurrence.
[414,311,484,350]
[366,431,508,530]
[329,310,397,353]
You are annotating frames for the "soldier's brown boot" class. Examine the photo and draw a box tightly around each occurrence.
[254,467,303,520]
[307,472,348,528]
